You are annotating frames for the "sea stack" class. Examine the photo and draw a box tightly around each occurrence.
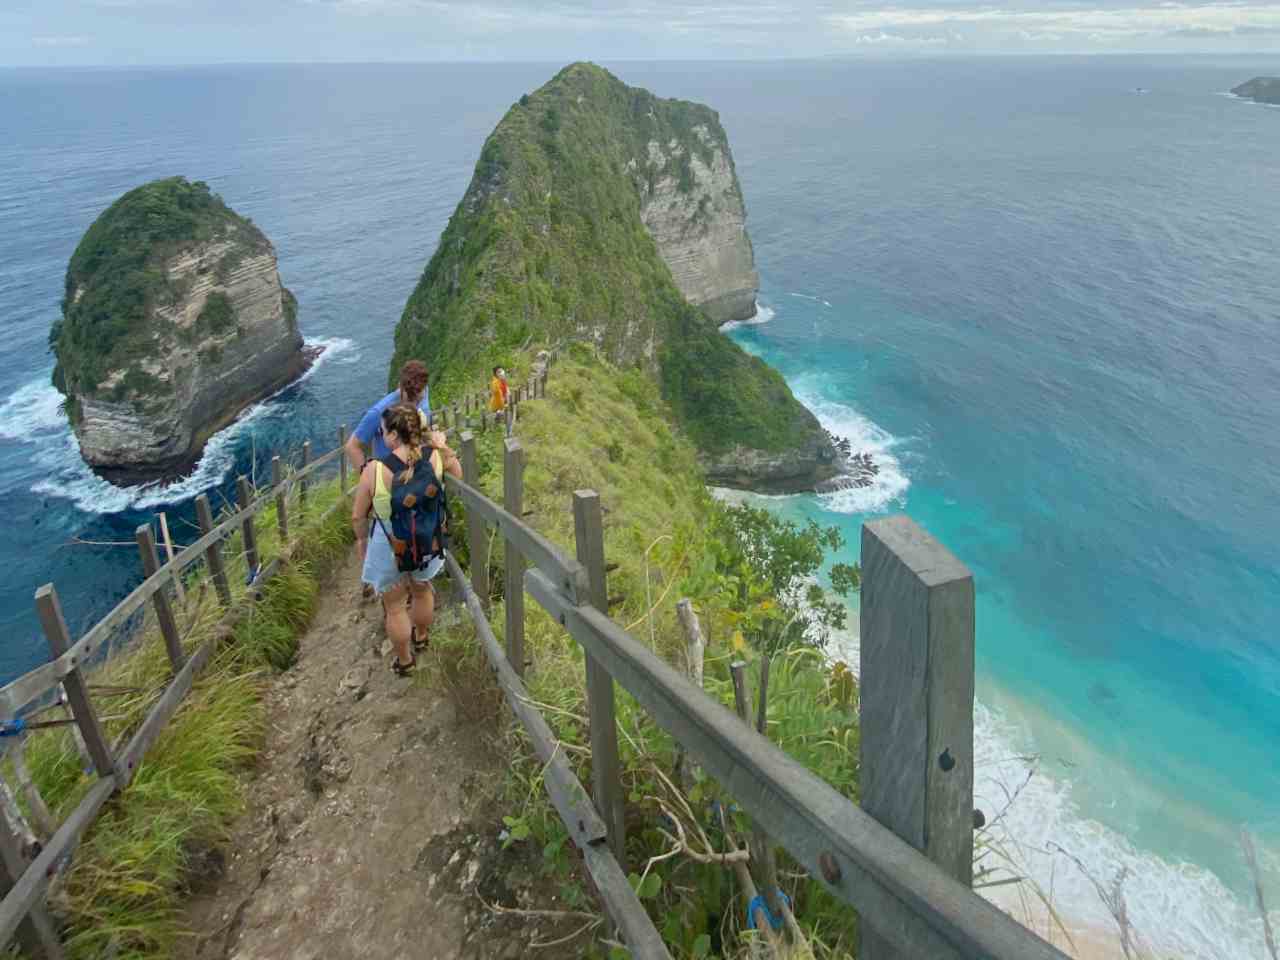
[50,177,308,485]
[1231,77,1280,105]
[391,62,837,492]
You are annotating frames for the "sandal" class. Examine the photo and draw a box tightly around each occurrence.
[391,654,416,677]
[411,626,430,653]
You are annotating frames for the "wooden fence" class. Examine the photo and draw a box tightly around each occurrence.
[446,419,1074,959]
[0,360,552,957]
[0,351,1072,959]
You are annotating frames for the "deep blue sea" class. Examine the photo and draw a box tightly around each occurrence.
[2,57,1277,956]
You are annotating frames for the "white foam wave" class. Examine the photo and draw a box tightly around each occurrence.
[790,386,911,514]
[1,337,356,514]
[823,622,1277,959]
[968,704,1275,960]
[786,292,832,307]
[719,303,776,332]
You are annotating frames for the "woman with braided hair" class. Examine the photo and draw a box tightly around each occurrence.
[351,403,461,676]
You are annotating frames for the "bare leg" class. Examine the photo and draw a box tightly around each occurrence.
[382,580,413,667]
[410,580,435,648]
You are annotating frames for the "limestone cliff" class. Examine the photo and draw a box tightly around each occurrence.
[636,128,759,326]
[50,178,307,485]
[1232,77,1280,105]
[391,62,837,493]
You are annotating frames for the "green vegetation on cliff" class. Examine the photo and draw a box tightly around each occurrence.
[390,63,820,458]
[49,177,267,398]
[438,350,863,955]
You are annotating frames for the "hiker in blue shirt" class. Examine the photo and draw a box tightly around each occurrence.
[344,360,432,476]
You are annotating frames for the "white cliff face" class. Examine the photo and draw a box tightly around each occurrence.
[635,125,759,327]
[73,237,305,484]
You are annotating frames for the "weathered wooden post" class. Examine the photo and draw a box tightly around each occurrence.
[573,490,625,864]
[0,813,64,959]
[338,425,349,492]
[729,661,784,922]
[272,456,287,544]
[300,441,311,510]
[460,433,489,609]
[236,476,259,580]
[195,494,231,607]
[504,401,514,438]
[136,524,185,670]
[452,403,460,435]
[859,515,975,960]
[503,438,525,675]
[34,586,114,780]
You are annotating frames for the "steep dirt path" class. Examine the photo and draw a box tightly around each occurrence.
[178,551,581,960]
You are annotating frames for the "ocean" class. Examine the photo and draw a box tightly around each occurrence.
[1,57,1276,957]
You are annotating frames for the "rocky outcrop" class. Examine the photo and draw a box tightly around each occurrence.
[636,129,759,326]
[391,63,836,494]
[1232,77,1280,105]
[51,178,307,485]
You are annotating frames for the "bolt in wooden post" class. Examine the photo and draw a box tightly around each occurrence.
[272,456,287,544]
[136,524,185,671]
[195,495,231,607]
[0,811,65,960]
[300,441,312,510]
[503,438,525,676]
[338,425,348,492]
[573,490,625,865]
[859,515,975,960]
[236,476,259,580]
[460,433,489,609]
[34,585,114,779]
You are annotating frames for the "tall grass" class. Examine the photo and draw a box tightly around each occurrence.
[12,472,353,959]
[456,353,863,957]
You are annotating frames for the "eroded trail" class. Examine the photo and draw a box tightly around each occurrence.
[179,551,571,960]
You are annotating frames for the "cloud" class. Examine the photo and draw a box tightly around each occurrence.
[827,2,1280,44]
[32,35,90,47]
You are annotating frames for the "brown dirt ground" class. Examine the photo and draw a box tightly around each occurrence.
[177,551,597,960]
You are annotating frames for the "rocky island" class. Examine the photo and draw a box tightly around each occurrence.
[391,63,839,492]
[1231,77,1280,105]
[50,177,310,485]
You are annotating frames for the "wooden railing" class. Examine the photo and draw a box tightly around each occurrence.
[0,360,554,957]
[446,424,1074,960]
[0,431,351,959]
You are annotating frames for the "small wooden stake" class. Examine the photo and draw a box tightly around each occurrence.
[503,438,525,676]
[136,524,184,671]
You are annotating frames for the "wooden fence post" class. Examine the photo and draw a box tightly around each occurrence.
[0,812,64,960]
[34,586,114,779]
[236,476,259,580]
[272,456,287,544]
[859,515,975,960]
[300,441,311,510]
[452,403,460,435]
[195,494,231,607]
[135,524,184,671]
[729,661,784,922]
[460,433,489,609]
[339,425,348,492]
[503,438,525,676]
[504,402,513,438]
[573,491,626,865]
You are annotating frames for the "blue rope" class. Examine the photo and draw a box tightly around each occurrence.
[0,717,26,737]
[746,889,791,932]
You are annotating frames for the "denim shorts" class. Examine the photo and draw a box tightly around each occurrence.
[362,522,445,596]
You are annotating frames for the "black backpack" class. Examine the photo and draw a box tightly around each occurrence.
[373,451,449,573]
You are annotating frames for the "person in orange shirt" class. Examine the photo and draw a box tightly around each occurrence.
[488,365,509,414]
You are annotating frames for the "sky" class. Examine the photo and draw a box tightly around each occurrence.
[3,0,1280,66]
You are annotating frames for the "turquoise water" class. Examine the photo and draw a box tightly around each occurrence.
[712,57,1280,956]
[1,57,1277,955]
